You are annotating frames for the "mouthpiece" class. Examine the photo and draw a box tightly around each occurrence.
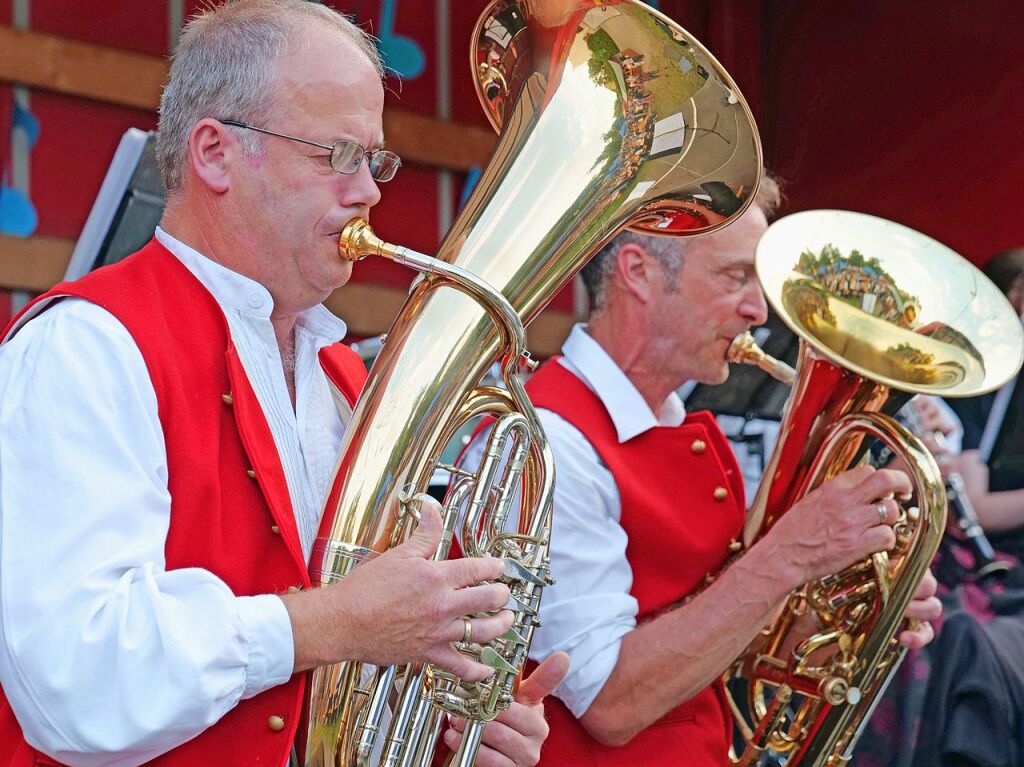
[727,332,796,385]
[338,218,402,262]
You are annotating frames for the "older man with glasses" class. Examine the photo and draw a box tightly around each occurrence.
[0,2,564,766]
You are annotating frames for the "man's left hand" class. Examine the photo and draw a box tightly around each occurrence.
[444,652,571,766]
[898,569,941,650]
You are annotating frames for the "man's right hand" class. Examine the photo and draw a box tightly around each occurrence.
[283,498,513,681]
[763,465,912,588]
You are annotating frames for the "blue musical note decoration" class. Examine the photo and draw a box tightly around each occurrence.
[0,100,39,237]
[377,0,425,80]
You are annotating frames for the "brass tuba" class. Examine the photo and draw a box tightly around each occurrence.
[726,210,1024,766]
[302,1,762,765]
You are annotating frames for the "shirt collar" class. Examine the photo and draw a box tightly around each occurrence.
[155,227,347,342]
[559,323,685,443]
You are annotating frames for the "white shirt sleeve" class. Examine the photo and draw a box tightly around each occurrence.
[0,299,294,767]
[460,409,637,718]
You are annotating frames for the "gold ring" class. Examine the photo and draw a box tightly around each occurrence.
[462,617,473,644]
[876,502,888,525]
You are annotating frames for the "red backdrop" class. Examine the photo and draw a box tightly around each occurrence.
[2,1,1022,328]
[761,0,1024,264]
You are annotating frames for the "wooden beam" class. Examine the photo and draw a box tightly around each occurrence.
[0,26,496,171]
[0,233,573,356]
[382,109,496,174]
[325,282,574,358]
[324,282,408,339]
[0,26,165,110]
[0,234,75,292]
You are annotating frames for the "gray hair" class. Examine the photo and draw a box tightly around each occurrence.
[157,0,384,195]
[581,171,783,311]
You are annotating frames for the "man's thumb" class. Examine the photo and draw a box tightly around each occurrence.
[402,494,445,558]
[516,652,570,706]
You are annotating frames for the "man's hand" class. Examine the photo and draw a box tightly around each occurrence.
[911,396,958,454]
[765,465,912,588]
[937,449,988,494]
[444,652,571,766]
[898,569,941,650]
[284,498,514,680]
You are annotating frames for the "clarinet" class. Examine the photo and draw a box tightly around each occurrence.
[902,399,1012,583]
[945,471,1012,582]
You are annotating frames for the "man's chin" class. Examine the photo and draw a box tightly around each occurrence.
[702,363,731,386]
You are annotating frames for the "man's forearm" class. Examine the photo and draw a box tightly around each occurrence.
[579,541,796,746]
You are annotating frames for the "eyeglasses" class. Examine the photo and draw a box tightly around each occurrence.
[220,119,402,183]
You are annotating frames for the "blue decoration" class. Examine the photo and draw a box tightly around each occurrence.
[0,100,40,237]
[12,101,40,148]
[0,186,38,237]
[459,165,482,210]
[378,0,426,80]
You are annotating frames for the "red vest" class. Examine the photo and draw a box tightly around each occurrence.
[0,240,367,767]
[526,360,745,767]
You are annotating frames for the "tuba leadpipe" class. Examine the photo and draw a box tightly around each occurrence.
[726,209,1024,766]
[302,1,763,765]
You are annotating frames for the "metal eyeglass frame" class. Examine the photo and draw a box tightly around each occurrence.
[219,119,402,182]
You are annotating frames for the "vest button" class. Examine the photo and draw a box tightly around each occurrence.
[691,439,707,454]
[728,538,743,553]
[287,585,302,593]
[246,469,257,479]
[221,392,234,405]
[271,525,280,534]
[267,715,285,732]
[713,486,728,501]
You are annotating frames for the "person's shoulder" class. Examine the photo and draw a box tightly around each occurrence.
[7,296,126,342]
[539,407,601,460]
[2,296,142,371]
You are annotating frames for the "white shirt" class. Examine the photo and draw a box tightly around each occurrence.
[0,229,349,766]
[462,324,684,717]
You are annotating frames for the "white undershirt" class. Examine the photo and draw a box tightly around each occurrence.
[462,324,684,717]
[0,230,349,766]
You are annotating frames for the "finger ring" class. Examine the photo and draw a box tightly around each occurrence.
[461,617,473,644]
[876,501,888,525]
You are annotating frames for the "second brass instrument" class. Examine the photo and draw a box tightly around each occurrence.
[726,209,1024,766]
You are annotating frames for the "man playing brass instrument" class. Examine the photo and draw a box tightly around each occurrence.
[461,178,941,766]
[0,2,563,765]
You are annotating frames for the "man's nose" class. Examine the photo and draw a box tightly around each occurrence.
[340,160,382,210]
[741,282,769,326]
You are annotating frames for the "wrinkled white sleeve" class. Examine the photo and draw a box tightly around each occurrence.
[461,410,637,717]
[0,299,294,767]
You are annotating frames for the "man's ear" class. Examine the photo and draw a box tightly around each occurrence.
[615,243,655,303]
[186,118,235,194]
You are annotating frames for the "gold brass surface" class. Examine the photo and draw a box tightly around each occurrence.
[727,210,1024,767]
[303,1,762,765]
[757,210,1023,397]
